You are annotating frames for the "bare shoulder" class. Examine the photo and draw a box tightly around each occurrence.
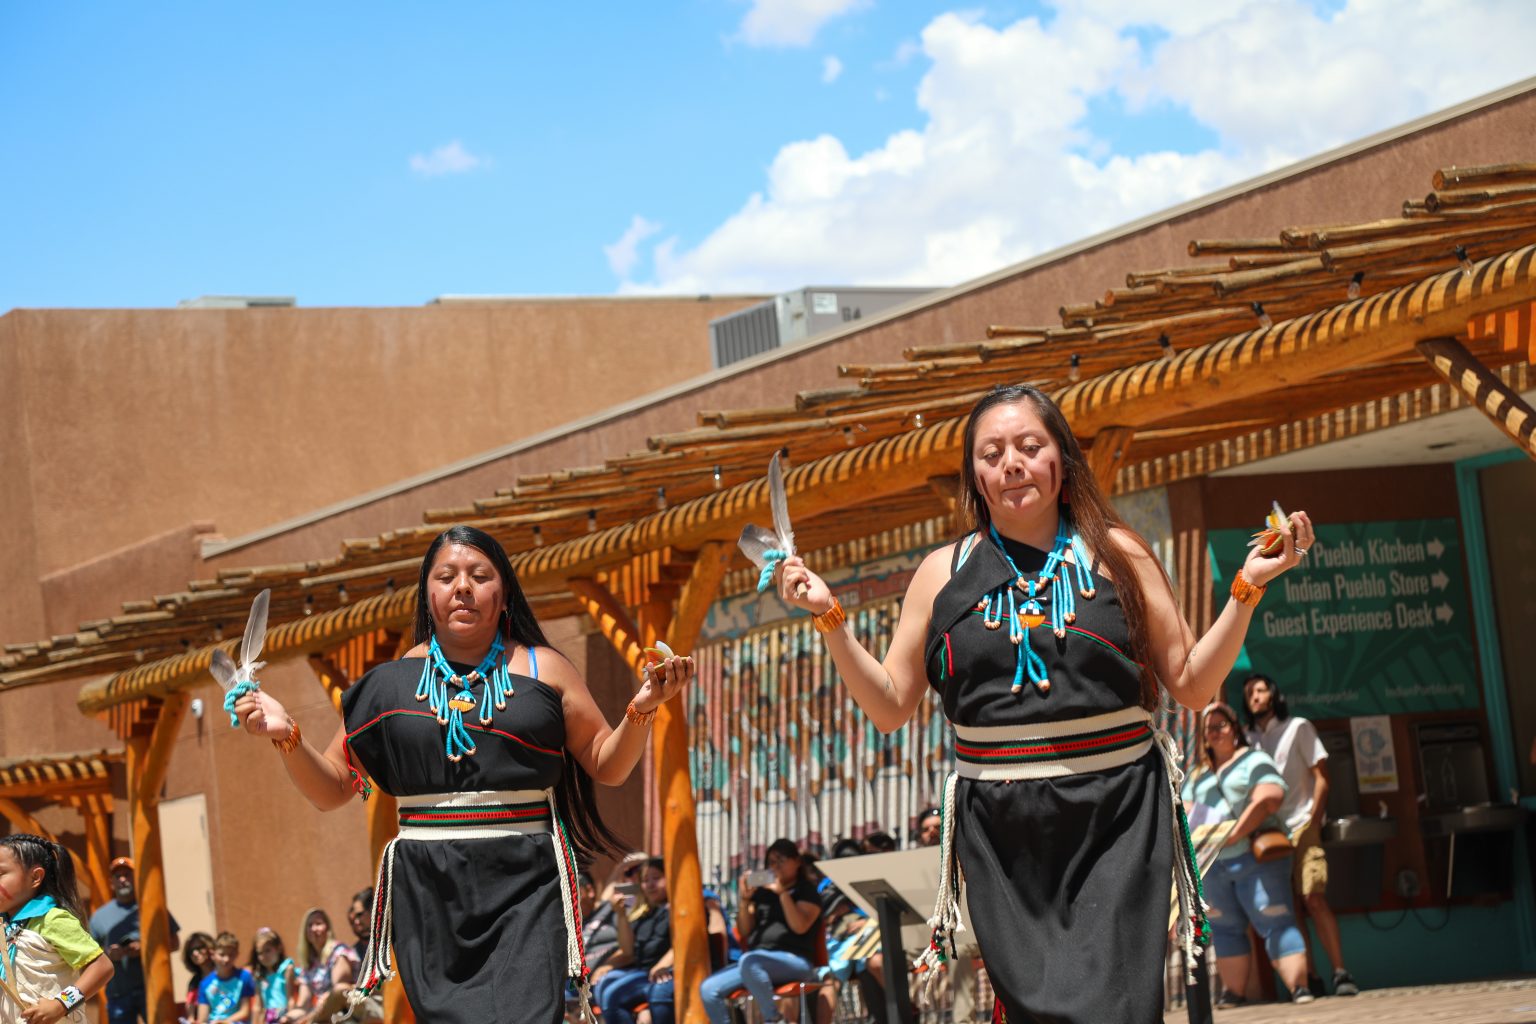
[528,644,581,694]
[908,541,961,596]
[918,540,961,576]
[403,642,430,658]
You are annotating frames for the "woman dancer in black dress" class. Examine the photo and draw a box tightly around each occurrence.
[777,385,1312,1023]
[234,525,693,1024]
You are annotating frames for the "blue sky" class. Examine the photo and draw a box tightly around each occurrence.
[2,1,1531,309]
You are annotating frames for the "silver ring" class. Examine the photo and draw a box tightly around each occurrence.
[1296,546,1309,556]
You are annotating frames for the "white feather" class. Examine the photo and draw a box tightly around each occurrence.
[238,589,271,680]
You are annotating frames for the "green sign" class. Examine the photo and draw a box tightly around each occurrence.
[1209,518,1477,718]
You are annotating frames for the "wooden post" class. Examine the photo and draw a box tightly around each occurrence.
[125,691,190,1024]
[572,544,733,1024]
[659,543,733,1024]
[0,799,98,907]
[1085,426,1135,494]
[75,793,114,910]
[1416,337,1536,459]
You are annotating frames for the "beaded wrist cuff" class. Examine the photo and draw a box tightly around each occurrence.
[812,597,846,634]
[58,986,84,1011]
[626,700,657,727]
[272,718,302,754]
[1230,570,1266,607]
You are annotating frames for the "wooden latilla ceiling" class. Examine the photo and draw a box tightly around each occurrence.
[0,750,121,801]
[3,162,1535,701]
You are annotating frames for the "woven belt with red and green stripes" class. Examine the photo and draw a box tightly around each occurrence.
[953,707,1154,780]
[396,789,552,839]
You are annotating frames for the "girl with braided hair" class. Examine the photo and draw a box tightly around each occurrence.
[0,834,113,1024]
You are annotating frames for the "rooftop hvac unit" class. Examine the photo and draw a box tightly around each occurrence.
[709,286,935,368]
[177,295,296,309]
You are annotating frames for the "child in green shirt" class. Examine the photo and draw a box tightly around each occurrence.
[0,834,114,1024]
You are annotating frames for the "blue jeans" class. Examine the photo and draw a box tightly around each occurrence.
[596,967,674,1024]
[107,993,147,1024]
[1204,851,1306,960]
[700,949,814,1024]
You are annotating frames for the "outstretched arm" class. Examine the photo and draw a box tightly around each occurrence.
[778,545,955,734]
[1117,512,1314,711]
[550,648,696,786]
[233,691,355,811]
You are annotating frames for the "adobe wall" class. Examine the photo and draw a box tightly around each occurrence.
[214,88,1536,577]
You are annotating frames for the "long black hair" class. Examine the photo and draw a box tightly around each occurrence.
[1241,672,1289,730]
[764,837,813,886]
[415,525,624,861]
[0,834,85,923]
[957,384,1162,711]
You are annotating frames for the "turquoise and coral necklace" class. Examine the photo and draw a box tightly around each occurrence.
[414,633,515,762]
[977,521,1098,694]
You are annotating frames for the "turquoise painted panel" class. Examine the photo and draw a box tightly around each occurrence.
[1320,903,1522,989]
[1209,519,1478,717]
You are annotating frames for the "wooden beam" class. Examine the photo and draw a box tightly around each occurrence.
[308,654,349,714]
[569,578,650,676]
[926,475,960,517]
[660,547,733,1024]
[0,799,99,908]
[125,691,191,1024]
[1056,244,1536,437]
[1084,426,1135,493]
[1416,337,1536,458]
[77,585,418,713]
[666,543,733,659]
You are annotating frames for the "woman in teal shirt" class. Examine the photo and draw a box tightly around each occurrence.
[1182,702,1310,1008]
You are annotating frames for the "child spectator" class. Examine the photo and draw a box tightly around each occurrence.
[250,927,300,1023]
[198,932,257,1023]
[0,833,114,1023]
[182,933,216,1020]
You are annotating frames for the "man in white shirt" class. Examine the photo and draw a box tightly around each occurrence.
[1243,672,1360,998]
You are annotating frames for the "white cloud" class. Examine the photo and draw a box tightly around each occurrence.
[822,55,844,83]
[619,0,1536,293]
[603,215,663,278]
[408,141,485,178]
[738,0,869,48]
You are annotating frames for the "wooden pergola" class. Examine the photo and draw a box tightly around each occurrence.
[0,749,121,910]
[4,161,1536,1023]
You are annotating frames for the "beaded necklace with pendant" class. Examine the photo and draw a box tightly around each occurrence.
[978,522,1098,694]
[414,633,515,762]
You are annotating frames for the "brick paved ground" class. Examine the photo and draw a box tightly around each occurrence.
[1164,978,1536,1023]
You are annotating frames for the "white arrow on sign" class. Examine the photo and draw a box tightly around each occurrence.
[1426,538,1446,558]
[1435,604,1454,624]
[1431,571,1450,591]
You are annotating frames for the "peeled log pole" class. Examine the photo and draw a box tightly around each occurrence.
[1416,337,1536,458]
[126,692,190,1024]
[660,546,733,1024]
[1085,427,1135,494]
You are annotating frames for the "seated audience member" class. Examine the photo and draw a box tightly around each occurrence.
[700,840,823,1024]
[596,858,674,1024]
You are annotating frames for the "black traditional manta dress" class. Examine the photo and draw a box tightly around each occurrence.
[340,650,577,1024]
[921,532,1199,1024]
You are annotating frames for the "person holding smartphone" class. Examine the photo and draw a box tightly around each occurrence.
[699,839,822,1024]
[595,859,674,1024]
